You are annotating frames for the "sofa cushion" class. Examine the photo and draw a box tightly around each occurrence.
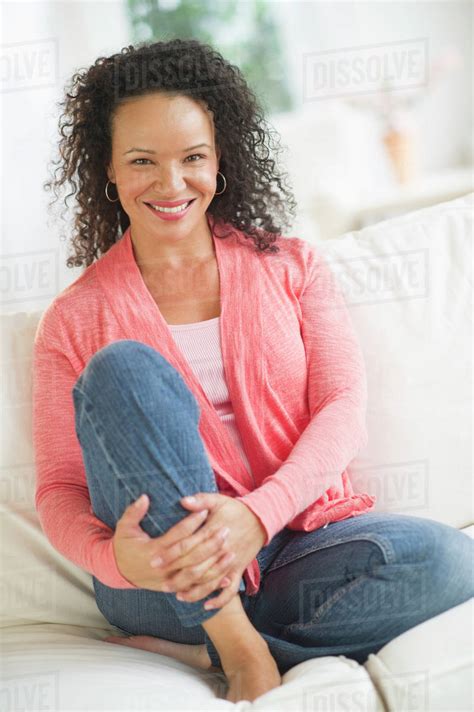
[0,623,384,711]
[364,597,473,712]
[317,193,473,529]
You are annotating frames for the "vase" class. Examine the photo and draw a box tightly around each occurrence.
[383,127,421,185]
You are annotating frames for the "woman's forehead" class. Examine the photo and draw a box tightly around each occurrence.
[112,95,214,134]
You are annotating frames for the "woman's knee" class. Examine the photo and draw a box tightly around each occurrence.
[73,340,198,416]
[364,514,464,566]
[357,514,473,605]
[393,517,474,609]
[428,523,474,602]
[76,340,173,390]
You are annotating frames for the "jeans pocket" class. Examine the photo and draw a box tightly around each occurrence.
[280,575,371,641]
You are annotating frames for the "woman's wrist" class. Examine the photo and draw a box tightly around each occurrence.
[241,505,267,549]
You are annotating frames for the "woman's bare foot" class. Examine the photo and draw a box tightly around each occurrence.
[221,639,282,703]
[104,635,219,672]
[104,633,282,701]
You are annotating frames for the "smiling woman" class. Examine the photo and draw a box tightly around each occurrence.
[43,38,297,270]
[39,38,299,702]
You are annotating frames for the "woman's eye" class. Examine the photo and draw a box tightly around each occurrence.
[132,154,206,166]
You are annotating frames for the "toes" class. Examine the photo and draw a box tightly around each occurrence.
[104,635,164,653]
[103,635,213,672]
[104,636,130,645]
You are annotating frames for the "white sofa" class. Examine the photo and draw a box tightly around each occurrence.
[1,193,473,711]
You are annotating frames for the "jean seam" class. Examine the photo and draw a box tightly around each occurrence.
[73,383,200,480]
[282,573,373,634]
[74,384,215,521]
[75,390,167,534]
[266,534,395,574]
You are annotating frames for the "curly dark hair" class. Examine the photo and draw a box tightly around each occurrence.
[44,38,298,268]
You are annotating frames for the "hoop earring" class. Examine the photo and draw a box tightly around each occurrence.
[214,171,227,196]
[105,180,120,203]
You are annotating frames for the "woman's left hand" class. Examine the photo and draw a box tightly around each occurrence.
[149,492,266,610]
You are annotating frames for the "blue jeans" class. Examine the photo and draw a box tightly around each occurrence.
[72,340,474,676]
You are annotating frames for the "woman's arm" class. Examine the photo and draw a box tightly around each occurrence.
[235,244,368,545]
[32,304,138,589]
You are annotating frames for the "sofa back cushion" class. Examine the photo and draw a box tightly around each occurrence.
[319,193,472,531]
[1,193,472,628]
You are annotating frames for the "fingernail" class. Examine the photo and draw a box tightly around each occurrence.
[184,496,197,503]
[135,494,146,506]
[196,509,208,518]
[150,556,164,568]
[221,577,231,586]
[204,602,215,610]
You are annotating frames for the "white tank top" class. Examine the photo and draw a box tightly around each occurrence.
[168,316,254,485]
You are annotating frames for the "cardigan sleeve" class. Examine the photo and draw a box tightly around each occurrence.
[235,243,369,545]
[32,303,138,589]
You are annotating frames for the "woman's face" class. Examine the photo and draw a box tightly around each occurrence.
[107,92,221,254]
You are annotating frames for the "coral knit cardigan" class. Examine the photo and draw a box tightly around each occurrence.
[32,214,376,596]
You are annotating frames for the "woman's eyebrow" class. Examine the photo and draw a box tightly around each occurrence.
[123,143,211,155]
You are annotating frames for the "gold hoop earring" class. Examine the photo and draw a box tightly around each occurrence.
[105,180,120,203]
[214,171,227,196]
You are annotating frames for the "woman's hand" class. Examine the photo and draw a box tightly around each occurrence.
[158,492,267,610]
[112,494,237,593]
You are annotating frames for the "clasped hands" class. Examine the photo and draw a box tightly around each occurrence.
[112,492,266,611]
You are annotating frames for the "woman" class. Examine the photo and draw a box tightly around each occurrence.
[34,39,473,703]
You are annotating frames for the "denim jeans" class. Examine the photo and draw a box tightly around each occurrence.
[72,340,474,676]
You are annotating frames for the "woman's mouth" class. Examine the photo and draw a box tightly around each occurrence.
[144,199,196,221]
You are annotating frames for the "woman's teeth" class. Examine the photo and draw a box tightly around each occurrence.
[148,201,191,214]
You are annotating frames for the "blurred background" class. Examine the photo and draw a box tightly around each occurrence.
[1,0,473,311]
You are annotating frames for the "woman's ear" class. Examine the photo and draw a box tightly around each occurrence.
[106,164,115,183]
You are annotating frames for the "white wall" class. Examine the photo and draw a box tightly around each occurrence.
[1,0,131,313]
[273,0,472,171]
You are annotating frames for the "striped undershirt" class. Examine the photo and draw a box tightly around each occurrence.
[168,316,255,487]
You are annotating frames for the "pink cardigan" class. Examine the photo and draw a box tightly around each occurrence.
[32,214,376,596]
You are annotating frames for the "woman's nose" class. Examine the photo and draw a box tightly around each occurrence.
[152,165,186,194]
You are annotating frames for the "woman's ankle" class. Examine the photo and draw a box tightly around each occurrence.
[201,595,267,666]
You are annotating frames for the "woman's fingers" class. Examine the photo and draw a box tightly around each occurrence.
[148,510,209,566]
[170,551,236,600]
[162,509,209,547]
[150,522,230,570]
[117,494,152,537]
[201,571,241,610]
[175,568,234,604]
